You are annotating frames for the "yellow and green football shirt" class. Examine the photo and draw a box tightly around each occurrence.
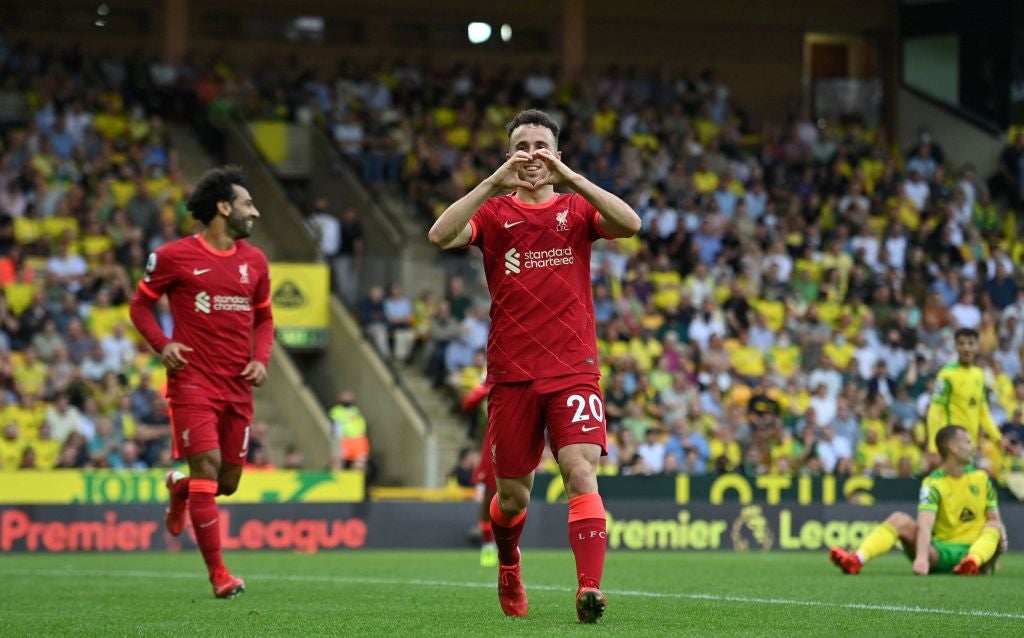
[926,363,1002,452]
[918,468,998,544]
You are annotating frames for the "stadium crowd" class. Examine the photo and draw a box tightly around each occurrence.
[3,41,1023,486]
[279,59,1024,484]
[0,41,302,472]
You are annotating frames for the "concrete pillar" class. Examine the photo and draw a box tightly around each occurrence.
[164,0,188,64]
[562,0,586,81]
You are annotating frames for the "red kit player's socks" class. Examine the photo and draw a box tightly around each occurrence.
[170,474,190,500]
[568,493,607,587]
[480,521,495,544]
[489,494,527,565]
[188,479,224,575]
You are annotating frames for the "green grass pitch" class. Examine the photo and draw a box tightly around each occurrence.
[1,550,1021,636]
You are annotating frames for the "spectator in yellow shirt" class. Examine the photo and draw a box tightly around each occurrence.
[709,424,742,472]
[0,422,26,470]
[730,330,766,383]
[769,330,801,378]
[27,423,61,470]
[12,347,48,397]
[855,427,891,475]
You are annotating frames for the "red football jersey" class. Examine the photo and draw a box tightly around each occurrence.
[468,192,614,383]
[137,234,271,403]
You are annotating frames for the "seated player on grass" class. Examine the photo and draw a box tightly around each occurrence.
[830,424,1008,576]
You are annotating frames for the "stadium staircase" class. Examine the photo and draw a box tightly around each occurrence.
[168,125,333,468]
[200,120,472,486]
[305,127,476,484]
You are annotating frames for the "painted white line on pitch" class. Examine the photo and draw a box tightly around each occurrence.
[3,568,1023,622]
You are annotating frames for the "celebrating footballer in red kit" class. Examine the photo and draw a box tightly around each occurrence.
[129,166,273,599]
[429,109,641,623]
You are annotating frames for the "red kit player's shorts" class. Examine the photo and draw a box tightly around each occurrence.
[486,373,608,478]
[169,398,253,463]
[473,427,497,491]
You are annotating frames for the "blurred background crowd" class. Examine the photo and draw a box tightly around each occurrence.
[1,38,1023,485]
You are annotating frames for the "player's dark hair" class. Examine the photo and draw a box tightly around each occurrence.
[934,425,965,458]
[954,327,979,340]
[505,109,560,146]
[187,165,247,224]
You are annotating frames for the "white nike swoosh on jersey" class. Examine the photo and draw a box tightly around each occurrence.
[503,220,526,228]
[193,268,212,275]
[581,425,600,432]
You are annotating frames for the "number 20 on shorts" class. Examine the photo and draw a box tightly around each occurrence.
[567,393,604,423]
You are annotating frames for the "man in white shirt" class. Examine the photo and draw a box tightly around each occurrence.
[46,240,88,293]
[815,425,852,474]
[307,196,341,258]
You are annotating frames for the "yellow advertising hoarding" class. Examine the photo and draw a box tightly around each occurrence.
[269,262,329,348]
[0,470,364,504]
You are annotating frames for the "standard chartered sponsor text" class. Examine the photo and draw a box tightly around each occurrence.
[213,295,252,312]
[522,247,574,269]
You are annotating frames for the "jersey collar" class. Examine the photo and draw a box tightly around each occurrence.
[509,192,559,210]
[195,233,238,257]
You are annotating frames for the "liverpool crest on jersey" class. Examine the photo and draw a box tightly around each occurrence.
[239,263,250,284]
[555,209,569,232]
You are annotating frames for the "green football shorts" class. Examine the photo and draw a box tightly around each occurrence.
[903,540,971,573]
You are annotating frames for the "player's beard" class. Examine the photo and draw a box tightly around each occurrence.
[226,207,254,239]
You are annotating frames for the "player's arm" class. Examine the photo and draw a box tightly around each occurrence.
[242,265,274,387]
[978,391,1004,448]
[985,477,1009,552]
[533,148,641,238]
[925,377,951,453]
[428,151,534,250]
[129,253,192,371]
[912,510,936,575]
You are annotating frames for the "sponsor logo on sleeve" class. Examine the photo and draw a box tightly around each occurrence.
[144,253,157,283]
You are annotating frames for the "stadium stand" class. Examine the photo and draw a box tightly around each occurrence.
[2,39,1023,487]
[226,57,1024,483]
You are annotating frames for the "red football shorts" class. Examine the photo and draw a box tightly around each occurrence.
[486,373,608,478]
[168,398,253,463]
[473,425,496,491]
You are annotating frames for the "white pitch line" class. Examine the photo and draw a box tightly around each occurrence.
[3,568,1023,622]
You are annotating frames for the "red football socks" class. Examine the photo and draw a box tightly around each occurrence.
[489,494,526,566]
[480,520,495,544]
[568,493,607,587]
[188,479,224,576]
[170,475,190,501]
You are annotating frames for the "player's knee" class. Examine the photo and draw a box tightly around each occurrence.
[497,489,529,516]
[218,478,240,496]
[561,462,598,497]
[886,511,913,532]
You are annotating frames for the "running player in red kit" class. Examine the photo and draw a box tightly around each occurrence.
[428,109,641,623]
[129,166,273,599]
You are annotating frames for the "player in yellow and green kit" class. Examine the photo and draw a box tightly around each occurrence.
[830,425,1007,575]
[926,328,1003,455]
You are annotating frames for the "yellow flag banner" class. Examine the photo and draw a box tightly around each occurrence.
[0,470,364,504]
[269,262,330,349]
[248,121,312,178]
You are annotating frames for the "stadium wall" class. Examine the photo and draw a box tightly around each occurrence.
[898,86,1004,176]
[2,502,1021,553]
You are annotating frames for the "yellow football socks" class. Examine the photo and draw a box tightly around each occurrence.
[967,527,1001,565]
[857,522,899,562]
